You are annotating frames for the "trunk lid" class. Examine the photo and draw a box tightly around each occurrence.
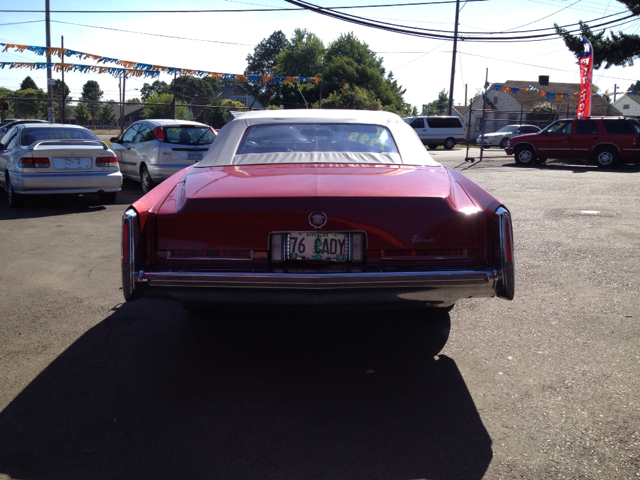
[154,164,486,257]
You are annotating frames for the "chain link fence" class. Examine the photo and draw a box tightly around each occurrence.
[0,97,252,143]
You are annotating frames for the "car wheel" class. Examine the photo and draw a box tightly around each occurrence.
[499,138,508,149]
[427,144,439,150]
[593,147,618,168]
[98,191,117,204]
[6,174,23,208]
[443,138,455,150]
[514,145,536,166]
[140,165,156,194]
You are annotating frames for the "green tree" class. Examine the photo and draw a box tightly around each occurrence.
[74,102,91,125]
[555,1,640,69]
[422,90,449,115]
[20,76,39,90]
[197,99,246,129]
[318,84,382,110]
[126,97,141,104]
[0,87,14,120]
[80,80,104,121]
[98,102,117,125]
[142,92,188,120]
[52,79,71,123]
[629,80,640,91]
[322,33,411,115]
[170,76,218,102]
[526,102,559,127]
[244,30,290,106]
[13,88,46,118]
[274,29,325,77]
[140,80,169,101]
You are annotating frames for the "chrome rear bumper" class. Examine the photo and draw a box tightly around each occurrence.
[129,268,502,307]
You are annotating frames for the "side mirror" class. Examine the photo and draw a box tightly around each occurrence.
[110,137,120,143]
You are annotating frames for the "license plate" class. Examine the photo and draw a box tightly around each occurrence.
[52,157,92,170]
[287,232,348,261]
[188,151,203,161]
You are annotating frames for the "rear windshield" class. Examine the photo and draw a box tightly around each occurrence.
[22,127,99,145]
[164,126,216,145]
[601,119,639,134]
[236,123,399,154]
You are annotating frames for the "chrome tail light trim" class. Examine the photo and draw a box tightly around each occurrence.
[494,206,515,300]
[122,208,140,301]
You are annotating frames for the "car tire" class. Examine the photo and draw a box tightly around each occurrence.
[443,138,455,150]
[499,138,508,149]
[427,144,439,150]
[6,174,23,208]
[593,147,618,168]
[140,165,156,194]
[514,145,536,166]
[98,191,117,204]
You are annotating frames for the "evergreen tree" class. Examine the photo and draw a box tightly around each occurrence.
[80,80,104,120]
[98,103,117,126]
[556,1,640,69]
[20,76,38,90]
[74,103,91,125]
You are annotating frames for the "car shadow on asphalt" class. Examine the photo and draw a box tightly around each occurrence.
[0,301,492,479]
[0,180,144,219]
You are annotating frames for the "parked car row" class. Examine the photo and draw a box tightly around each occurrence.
[0,119,218,206]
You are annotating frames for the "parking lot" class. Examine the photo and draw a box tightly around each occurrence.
[1,147,639,479]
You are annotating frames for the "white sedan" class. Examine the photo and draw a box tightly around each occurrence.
[477,124,540,149]
[0,123,122,207]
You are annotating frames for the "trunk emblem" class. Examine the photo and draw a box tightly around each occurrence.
[412,235,434,243]
[309,212,327,229]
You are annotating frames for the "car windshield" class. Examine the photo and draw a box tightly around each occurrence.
[236,123,399,155]
[21,127,99,145]
[497,126,518,133]
[164,126,216,145]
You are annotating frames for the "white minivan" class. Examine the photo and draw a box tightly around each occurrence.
[403,116,466,150]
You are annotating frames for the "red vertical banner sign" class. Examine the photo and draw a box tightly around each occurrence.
[576,36,594,118]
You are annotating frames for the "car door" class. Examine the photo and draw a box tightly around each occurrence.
[113,124,140,177]
[572,119,600,157]
[0,127,20,188]
[536,120,573,158]
[408,117,426,141]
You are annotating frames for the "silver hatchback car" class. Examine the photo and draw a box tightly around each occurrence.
[0,123,122,207]
[110,119,218,193]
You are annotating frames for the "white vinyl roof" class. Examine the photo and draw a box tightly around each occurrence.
[197,109,439,167]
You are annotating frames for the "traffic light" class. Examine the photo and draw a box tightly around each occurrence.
[0,102,9,110]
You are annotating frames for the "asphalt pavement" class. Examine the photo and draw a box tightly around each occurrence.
[0,147,639,479]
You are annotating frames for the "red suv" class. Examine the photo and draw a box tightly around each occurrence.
[505,117,640,168]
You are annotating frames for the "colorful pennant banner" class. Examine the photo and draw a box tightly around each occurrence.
[0,43,321,84]
[489,83,639,98]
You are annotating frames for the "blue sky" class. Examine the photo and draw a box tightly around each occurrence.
[1,0,639,109]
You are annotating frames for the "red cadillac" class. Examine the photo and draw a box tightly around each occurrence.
[122,109,514,311]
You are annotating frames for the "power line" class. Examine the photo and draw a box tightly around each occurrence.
[282,0,637,41]
[0,1,486,14]
[50,21,255,46]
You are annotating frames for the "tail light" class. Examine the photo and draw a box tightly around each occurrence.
[494,206,515,300]
[153,126,165,142]
[19,157,49,168]
[122,208,141,301]
[96,156,118,166]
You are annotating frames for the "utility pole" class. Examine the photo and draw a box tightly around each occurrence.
[447,0,461,116]
[61,36,65,124]
[45,0,54,122]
